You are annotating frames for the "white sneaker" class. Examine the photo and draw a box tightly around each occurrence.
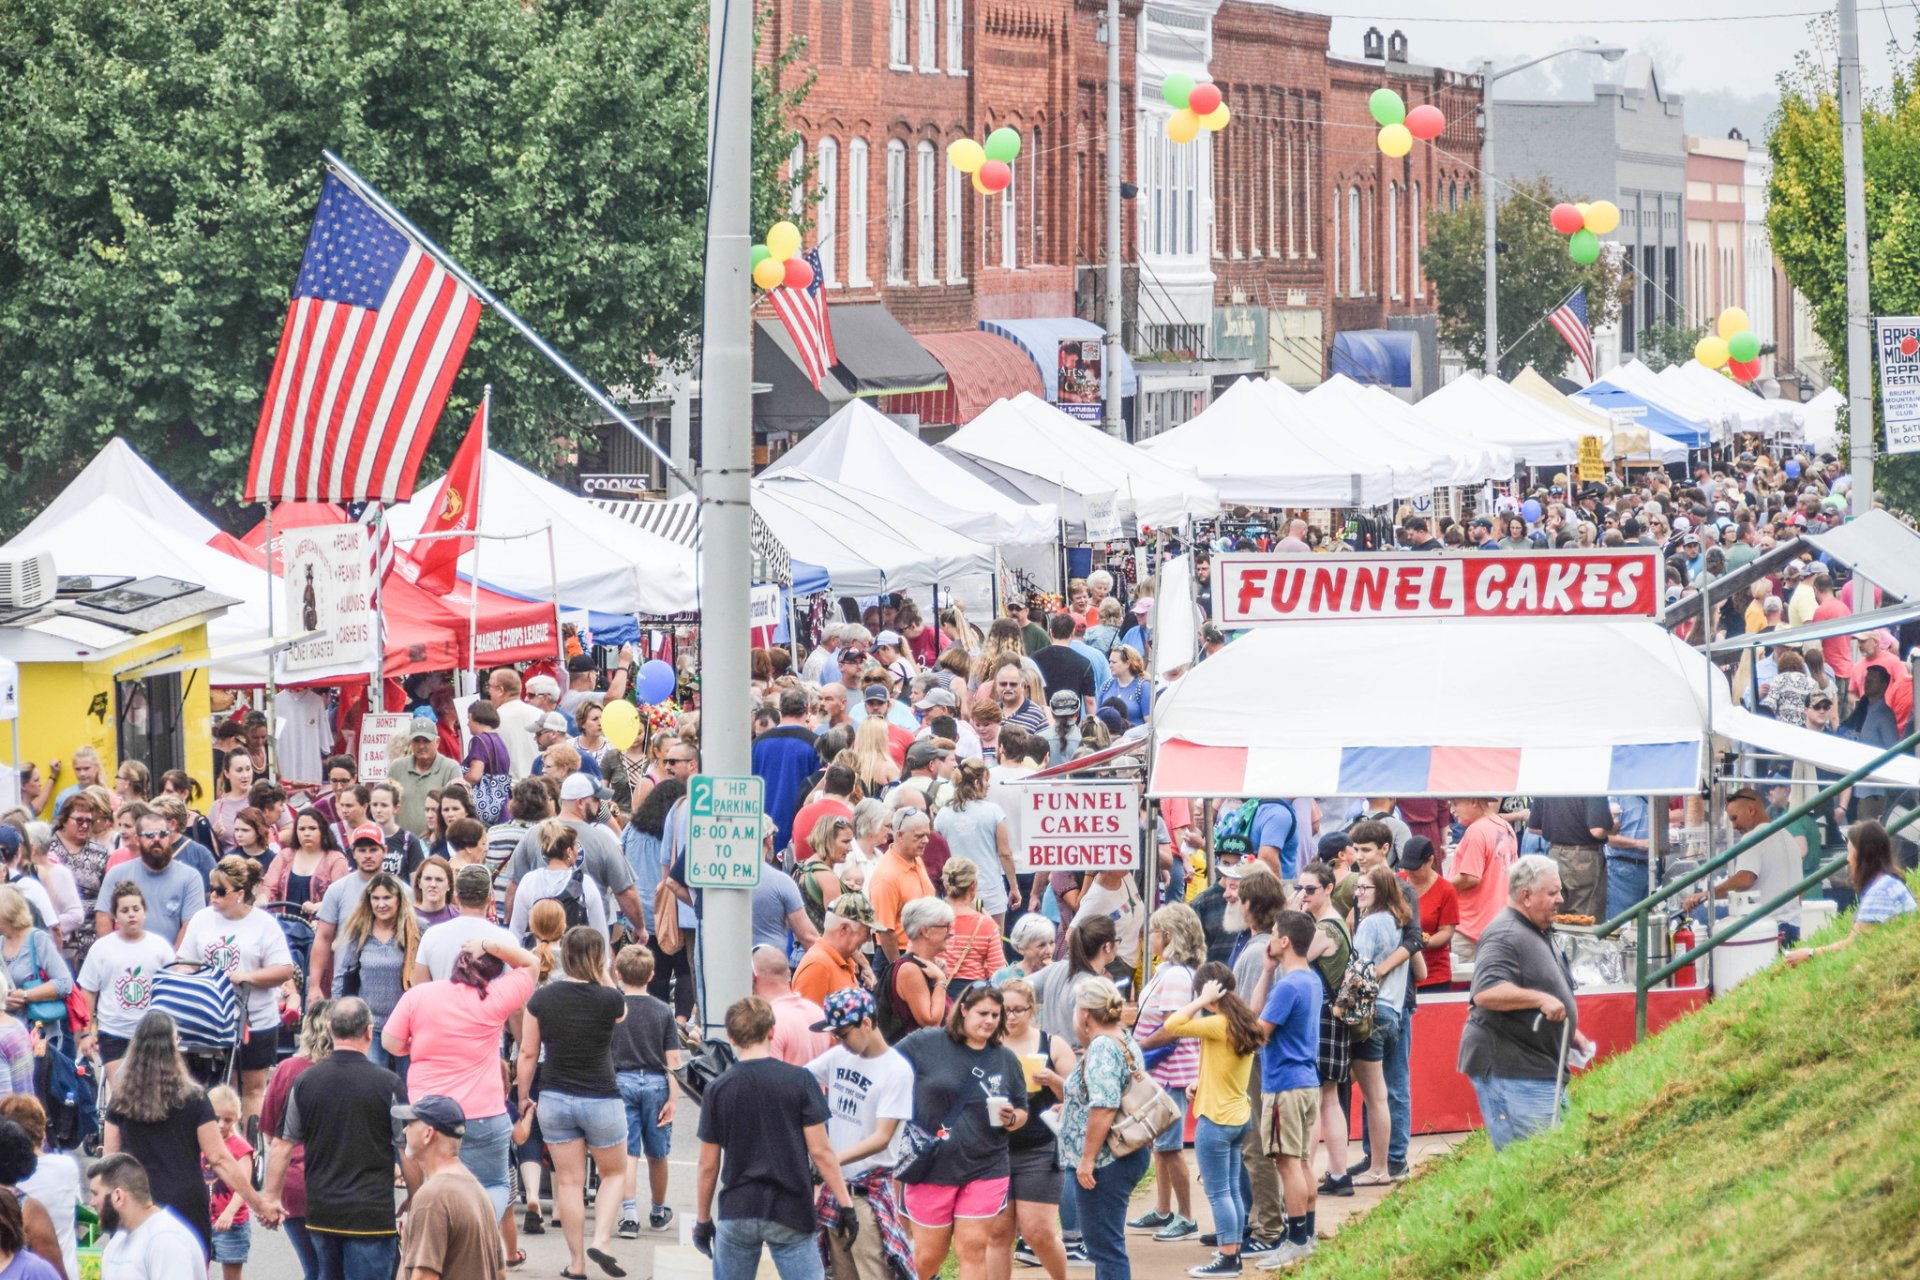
[1254,1240,1314,1271]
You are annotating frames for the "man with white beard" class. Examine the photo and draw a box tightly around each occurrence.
[1189,849,1250,965]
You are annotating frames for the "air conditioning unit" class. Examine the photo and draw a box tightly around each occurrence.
[0,552,55,611]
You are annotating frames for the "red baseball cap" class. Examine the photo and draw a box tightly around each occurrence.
[350,822,386,848]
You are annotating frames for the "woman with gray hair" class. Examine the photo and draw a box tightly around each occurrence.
[884,896,955,1034]
[1128,903,1206,1238]
[993,913,1057,984]
[847,798,892,875]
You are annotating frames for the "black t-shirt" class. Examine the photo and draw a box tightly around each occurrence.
[893,1028,1025,1186]
[697,1057,829,1235]
[611,992,679,1074]
[528,981,626,1098]
[1532,797,1611,847]
[1031,646,1094,703]
[281,1050,405,1236]
[108,1090,217,1254]
[383,829,426,879]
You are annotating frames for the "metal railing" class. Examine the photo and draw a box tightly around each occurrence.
[1595,728,1920,1040]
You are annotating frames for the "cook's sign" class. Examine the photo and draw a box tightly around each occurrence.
[1215,550,1660,625]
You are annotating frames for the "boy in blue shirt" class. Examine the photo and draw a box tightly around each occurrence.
[1253,909,1322,1269]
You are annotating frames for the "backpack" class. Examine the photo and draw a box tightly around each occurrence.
[1331,950,1380,1041]
[1217,798,1291,859]
[537,864,592,932]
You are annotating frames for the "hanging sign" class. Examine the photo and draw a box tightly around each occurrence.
[1011,780,1141,872]
[1577,435,1607,483]
[1875,317,1920,454]
[281,523,371,673]
[1215,550,1661,625]
[1056,340,1104,423]
[357,713,413,784]
[1082,491,1123,543]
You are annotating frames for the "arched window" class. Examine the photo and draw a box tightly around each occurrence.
[1001,167,1017,268]
[849,140,870,286]
[1347,186,1362,296]
[946,159,965,282]
[1029,127,1044,262]
[916,139,936,282]
[817,138,839,285]
[789,141,805,215]
[1411,180,1422,299]
[1388,182,1401,300]
[886,139,907,283]
[1331,178,1341,295]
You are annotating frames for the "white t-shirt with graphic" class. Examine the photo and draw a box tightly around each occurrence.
[178,906,295,1032]
[806,1044,915,1178]
[78,931,177,1038]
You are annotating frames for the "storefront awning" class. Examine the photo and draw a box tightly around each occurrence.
[829,305,950,395]
[913,330,1046,423]
[979,317,1139,401]
[1331,331,1414,389]
[755,320,853,434]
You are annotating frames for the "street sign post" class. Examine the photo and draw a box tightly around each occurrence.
[686,774,764,889]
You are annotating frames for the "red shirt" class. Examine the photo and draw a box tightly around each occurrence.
[1812,598,1853,679]
[1407,873,1460,987]
[789,798,853,855]
[1451,815,1515,942]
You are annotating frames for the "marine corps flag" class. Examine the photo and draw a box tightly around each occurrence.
[401,394,487,594]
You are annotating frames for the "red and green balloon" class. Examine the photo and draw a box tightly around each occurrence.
[1369,89,1444,157]
[1547,199,1619,264]
[1164,74,1230,143]
[1695,307,1764,383]
[948,128,1021,192]
[751,222,812,291]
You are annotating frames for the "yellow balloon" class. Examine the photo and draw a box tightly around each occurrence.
[600,700,641,752]
[947,138,986,174]
[971,170,993,195]
[1585,200,1620,235]
[766,221,802,261]
[751,256,784,290]
[1695,335,1731,369]
[1201,104,1231,132]
[1717,307,1751,339]
[1168,109,1200,144]
[1377,122,1413,158]
[1574,201,1592,223]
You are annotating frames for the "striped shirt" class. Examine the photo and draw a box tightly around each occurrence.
[1856,873,1917,926]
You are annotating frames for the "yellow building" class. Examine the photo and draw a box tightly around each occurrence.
[0,579,237,811]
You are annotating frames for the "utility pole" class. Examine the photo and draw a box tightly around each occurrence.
[1839,0,1875,554]
[1103,0,1125,439]
[695,0,754,1041]
[1481,58,1499,378]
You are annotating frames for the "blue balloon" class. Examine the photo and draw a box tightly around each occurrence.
[1785,459,1802,478]
[1521,498,1542,523]
[636,659,677,705]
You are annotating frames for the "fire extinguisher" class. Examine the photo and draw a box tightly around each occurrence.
[1672,918,1696,987]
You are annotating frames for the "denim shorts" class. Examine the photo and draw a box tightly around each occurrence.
[537,1089,628,1149]
[617,1070,674,1159]
[1151,1086,1190,1152]
[212,1220,251,1263]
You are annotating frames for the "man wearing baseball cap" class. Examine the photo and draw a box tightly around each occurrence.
[1682,787,1803,942]
[793,893,877,1006]
[394,1096,505,1280]
[805,987,913,1280]
[502,772,644,936]
[393,718,462,838]
[309,822,407,1000]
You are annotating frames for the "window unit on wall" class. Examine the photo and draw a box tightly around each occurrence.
[1388,182,1401,300]
[946,161,966,282]
[1411,181,1422,298]
[918,0,937,71]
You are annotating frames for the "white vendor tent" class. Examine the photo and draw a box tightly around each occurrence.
[752,474,997,593]
[1508,368,1687,465]
[1658,361,1803,438]
[1585,359,1723,445]
[1414,374,1586,467]
[1307,376,1511,487]
[1800,387,1844,454]
[388,451,698,616]
[1137,378,1396,507]
[1287,378,1449,497]
[18,439,220,546]
[942,392,1219,537]
[763,400,1057,546]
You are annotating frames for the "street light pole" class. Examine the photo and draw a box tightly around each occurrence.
[1839,0,1875,547]
[1104,0,1125,439]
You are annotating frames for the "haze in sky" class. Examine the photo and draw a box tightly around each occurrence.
[1304,2,1914,140]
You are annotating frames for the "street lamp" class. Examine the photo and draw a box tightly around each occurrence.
[1481,42,1628,377]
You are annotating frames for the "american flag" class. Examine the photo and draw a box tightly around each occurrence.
[358,501,394,586]
[247,172,483,505]
[768,248,837,390]
[1547,287,1596,382]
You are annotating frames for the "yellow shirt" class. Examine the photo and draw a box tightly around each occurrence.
[1163,1010,1255,1126]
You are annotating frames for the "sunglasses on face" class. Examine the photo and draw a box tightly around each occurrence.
[138,829,169,840]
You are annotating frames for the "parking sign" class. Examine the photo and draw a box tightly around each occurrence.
[686,774,764,889]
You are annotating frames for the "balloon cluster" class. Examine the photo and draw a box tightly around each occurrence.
[1368,89,1444,157]
[1547,200,1620,265]
[948,128,1022,193]
[1163,75,1230,143]
[751,222,813,291]
[1694,307,1764,383]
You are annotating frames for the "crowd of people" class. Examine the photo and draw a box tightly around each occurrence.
[0,442,1913,1280]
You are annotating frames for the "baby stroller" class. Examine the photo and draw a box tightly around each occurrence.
[149,964,244,1092]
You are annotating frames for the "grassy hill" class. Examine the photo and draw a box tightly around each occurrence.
[1300,900,1920,1279]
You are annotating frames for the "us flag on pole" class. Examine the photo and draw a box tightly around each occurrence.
[246,172,483,504]
[768,249,837,389]
[1547,287,1596,383]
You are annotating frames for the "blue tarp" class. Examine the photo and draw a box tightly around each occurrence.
[1575,381,1711,449]
[1331,331,1415,388]
[979,317,1139,402]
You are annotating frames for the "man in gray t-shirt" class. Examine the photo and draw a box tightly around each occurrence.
[502,781,643,932]
[751,864,814,953]
[93,816,206,946]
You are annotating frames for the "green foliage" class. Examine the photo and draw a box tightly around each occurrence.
[1638,319,1709,373]
[1769,39,1920,511]
[0,0,804,533]
[1298,890,1920,1279]
[1423,177,1630,381]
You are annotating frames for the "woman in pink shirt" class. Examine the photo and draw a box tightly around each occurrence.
[381,934,537,1222]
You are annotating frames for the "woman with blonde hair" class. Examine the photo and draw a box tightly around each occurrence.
[1054,977,1150,1280]
[940,601,985,654]
[527,900,568,985]
[1129,903,1206,1239]
[936,759,1016,927]
[969,618,1028,687]
[938,857,1000,995]
[852,717,900,795]
[336,871,419,1071]
[1161,963,1267,1274]
[1105,645,1151,727]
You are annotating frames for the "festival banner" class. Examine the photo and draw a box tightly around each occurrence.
[1214,550,1661,625]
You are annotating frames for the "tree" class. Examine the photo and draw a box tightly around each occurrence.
[1637,319,1709,372]
[1423,177,1631,380]
[0,0,805,535]
[1770,30,1920,512]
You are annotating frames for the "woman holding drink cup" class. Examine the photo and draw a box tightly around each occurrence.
[895,983,1028,1280]
[995,977,1076,1280]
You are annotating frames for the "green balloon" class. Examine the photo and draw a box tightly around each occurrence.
[751,244,771,267]
[1162,73,1196,110]
[984,127,1022,164]
[1568,229,1600,265]
[1368,88,1406,126]
[1727,330,1761,363]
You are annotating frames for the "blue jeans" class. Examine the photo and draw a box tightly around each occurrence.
[285,1218,318,1280]
[1469,1074,1564,1151]
[713,1217,822,1280]
[1377,1003,1413,1166]
[311,1230,397,1280]
[366,1033,408,1080]
[1193,1116,1250,1248]
[459,1112,513,1218]
[1604,855,1650,925]
[617,1070,674,1159]
[1079,1146,1150,1280]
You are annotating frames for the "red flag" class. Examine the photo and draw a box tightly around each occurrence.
[402,399,486,594]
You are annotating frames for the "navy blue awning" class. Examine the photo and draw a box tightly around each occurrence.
[1331,330,1414,388]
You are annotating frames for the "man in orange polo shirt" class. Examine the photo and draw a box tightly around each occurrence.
[793,893,876,1006]
[866,811,936,962]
